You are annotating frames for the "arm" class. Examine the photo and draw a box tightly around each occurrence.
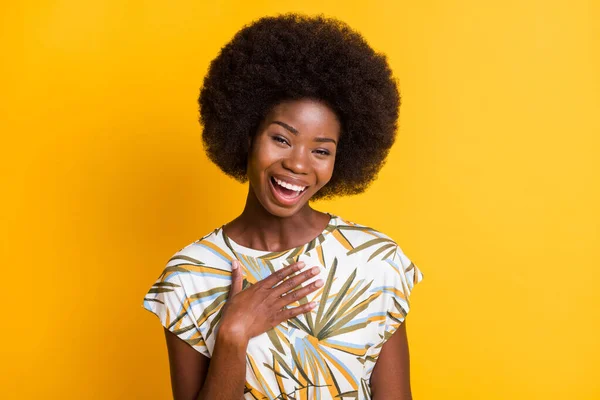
[164,328,210,400]
[164,326,248,400]
[370,321,413,400]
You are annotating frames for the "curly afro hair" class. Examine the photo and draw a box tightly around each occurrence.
[198,13,400,200]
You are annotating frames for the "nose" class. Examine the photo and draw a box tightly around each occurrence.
[281,146,309,175]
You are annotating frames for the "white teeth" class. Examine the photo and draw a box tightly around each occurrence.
[273,177,307,192]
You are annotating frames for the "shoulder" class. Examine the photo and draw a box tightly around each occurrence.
[328,214,416,268]
[157,227,233,284]
[169,226,229,264]
[330,214,398,251]
[332,214,423,287]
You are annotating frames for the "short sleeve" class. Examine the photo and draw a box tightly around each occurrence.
[382,245,424,340]
[142,266,211,358]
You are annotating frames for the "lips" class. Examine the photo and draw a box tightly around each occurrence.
[269,176,309,206]
[272,177,307,192]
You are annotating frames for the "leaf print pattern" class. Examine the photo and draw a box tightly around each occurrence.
[142,213,423,399]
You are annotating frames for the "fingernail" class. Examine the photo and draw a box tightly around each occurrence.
[297,261,305,267]
[232,260,238,270]
[315,279,324,288]
[309,301,317,308]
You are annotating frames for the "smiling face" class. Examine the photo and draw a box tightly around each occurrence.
[246,98,341,218]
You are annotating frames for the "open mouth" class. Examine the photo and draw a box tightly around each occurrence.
[270,176,308,204]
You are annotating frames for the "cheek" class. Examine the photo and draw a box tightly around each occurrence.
[315,158,336,185]
[247,140,279,177]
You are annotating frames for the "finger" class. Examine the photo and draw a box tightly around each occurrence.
[277,301,318,322]
[272,266,321,298]
[275,278,324,309]
[260,261,306,288]
[229,260,243,297]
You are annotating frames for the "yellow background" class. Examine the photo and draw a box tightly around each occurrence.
[1,1,598,399]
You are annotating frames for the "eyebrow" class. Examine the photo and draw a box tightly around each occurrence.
[271,121,338,145]
[272,121,298,134]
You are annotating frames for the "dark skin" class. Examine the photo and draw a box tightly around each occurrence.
[163,98,413,399]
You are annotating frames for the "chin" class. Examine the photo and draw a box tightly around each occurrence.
[263,197,311,218]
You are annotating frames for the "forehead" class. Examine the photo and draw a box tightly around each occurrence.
[265,98,341,138]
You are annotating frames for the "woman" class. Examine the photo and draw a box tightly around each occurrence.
[143,14,424,400]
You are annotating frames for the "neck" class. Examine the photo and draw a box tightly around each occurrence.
[224,186,329,252]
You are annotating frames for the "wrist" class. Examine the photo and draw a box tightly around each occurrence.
[217,321,251,349]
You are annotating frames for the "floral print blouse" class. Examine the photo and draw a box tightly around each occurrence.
[142,213,423,399]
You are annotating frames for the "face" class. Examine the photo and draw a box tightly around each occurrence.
[246,98,341,218]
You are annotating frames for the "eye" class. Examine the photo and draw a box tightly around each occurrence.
[314,149,331,156]
[271,135,289,146]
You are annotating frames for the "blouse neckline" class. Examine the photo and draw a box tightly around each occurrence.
[220,212,338,260]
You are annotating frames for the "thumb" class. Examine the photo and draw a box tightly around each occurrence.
[229,259,243,297]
